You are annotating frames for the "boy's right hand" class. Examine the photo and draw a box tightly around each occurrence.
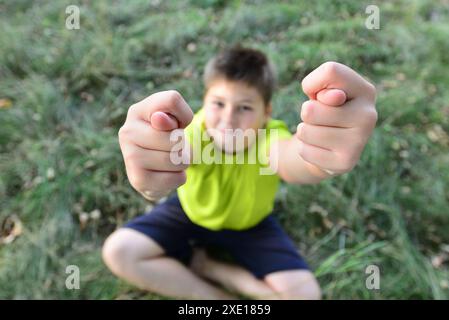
[118,90,194,201]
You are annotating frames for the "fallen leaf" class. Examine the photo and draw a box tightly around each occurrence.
[0,98,12,109]
[0,215,23,245]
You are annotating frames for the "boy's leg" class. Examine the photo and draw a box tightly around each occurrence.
[264,269,321,300]
[190,249,280,299]
[103,228,235,300]
[190,215,320,300]
[190,249,320,300]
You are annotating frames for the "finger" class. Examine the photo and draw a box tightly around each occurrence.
[300,99,376,128]
[297,141,349,173]
[119,121,186,152]
[128,90,194,129]
[145,170,187,191]
[122,145,190,172]
[296,122,362,151]
[301,61,375,101]
[316,88,346,106]
[126,164,187,194]
[150,111,179,131]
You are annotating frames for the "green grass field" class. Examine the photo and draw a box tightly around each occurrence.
[1,0,448,299]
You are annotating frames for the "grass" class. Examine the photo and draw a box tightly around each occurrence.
[1,0,448,299]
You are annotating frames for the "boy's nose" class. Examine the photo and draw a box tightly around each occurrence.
[221,106,236,126]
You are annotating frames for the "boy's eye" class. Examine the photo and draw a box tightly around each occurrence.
[214,101,224,108]
[239,105,253,112]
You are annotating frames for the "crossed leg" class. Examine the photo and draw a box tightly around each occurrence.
[102,228,236,300]
[190,249,321,300]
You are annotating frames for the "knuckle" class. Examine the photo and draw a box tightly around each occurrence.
[128,173,144,191]
[366,108,378,126]
[300,124,307,140]
[167,89,182,106]
[117,126,124,140]
[123,148,140,165]
[127,103,139,117]
[339,152,358,172]
[300,77,308,91]
[298,142,308,159]
[296,123,306,141]
[366,81,376,96]
[300,101,313,122]
[321,61,340,76]
[355,135,367,150]
[360,108,378,129]
[185,105,194,123]
[349,129,368,150]
[118,125,131,140]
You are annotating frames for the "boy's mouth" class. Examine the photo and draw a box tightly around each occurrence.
[216,128,245,137]
[218,128,235,134]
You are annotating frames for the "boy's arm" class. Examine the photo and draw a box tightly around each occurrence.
[270,62,377,184]
[118,91,193,201]
[270,138,331,184]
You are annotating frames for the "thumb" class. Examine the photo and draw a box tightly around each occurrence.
[150,111,179,131]
[316,88,347,107]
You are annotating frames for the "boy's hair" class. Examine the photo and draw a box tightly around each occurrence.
[203,46,276,105]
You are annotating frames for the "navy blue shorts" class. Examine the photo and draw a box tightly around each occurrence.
[123,194,309,279]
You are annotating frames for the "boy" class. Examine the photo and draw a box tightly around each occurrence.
[102,47,377,299]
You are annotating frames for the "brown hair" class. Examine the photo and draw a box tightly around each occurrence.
[203,46,276,105]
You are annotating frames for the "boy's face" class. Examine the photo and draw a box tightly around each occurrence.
[203,78,272,154]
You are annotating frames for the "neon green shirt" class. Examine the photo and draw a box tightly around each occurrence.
[177,108,292,231]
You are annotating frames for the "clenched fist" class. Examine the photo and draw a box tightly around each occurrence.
[296,62,378,175]
[118,90,193,200]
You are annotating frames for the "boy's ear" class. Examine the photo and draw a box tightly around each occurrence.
[265,103,273,118]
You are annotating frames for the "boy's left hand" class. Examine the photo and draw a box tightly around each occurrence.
[296,61,377,175]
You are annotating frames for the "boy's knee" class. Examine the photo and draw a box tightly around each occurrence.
[102,228,165,277]
[102,231,131,276]
[264,270,322,300]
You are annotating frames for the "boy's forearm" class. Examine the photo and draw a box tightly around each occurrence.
[271,138,332,184]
